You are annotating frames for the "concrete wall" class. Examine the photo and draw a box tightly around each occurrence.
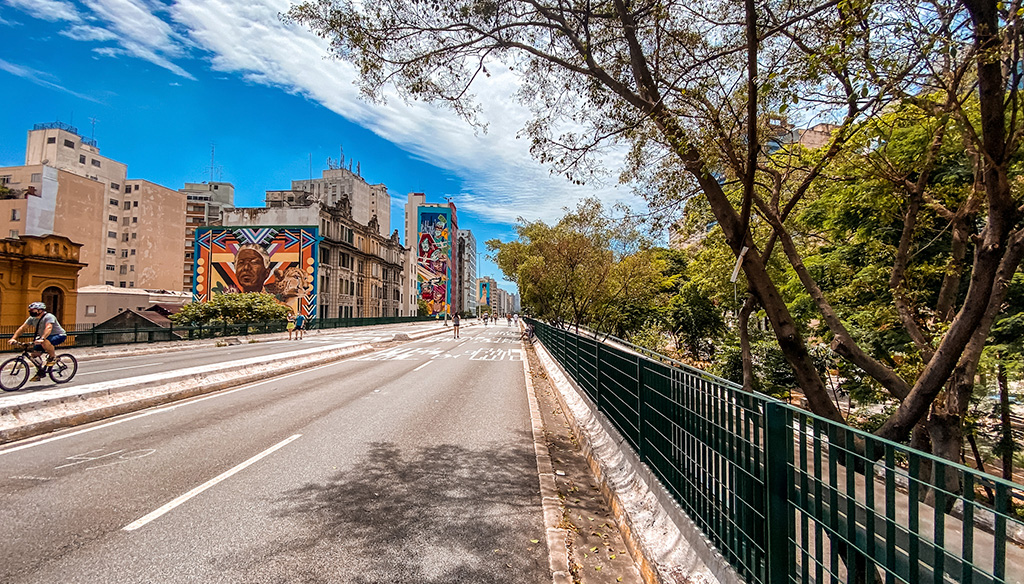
[127,180,186,290]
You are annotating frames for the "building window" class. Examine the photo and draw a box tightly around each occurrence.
[107,248,115,254]
[130,265,134,272]
[124,201,131,210]
[8,230,17,238]
[30,173,41,182]
[46,137,56,144]
[105,281,114,286]
[107,231,117,238]
[85,305,96,316]
[10,209,19,221]
[64,139,75,148]
[131,233,136,239]
[129,282,134,287]
[130,249,135,255]
[133,186,139,193]
[121,250,128,258]
[123,218,130,226]
[120,282,127,288]
[0,175,10,185]
[119,266,127,274]
[106,264,115,271]
[132,217,137,223]
[111,183,120,191]
[123,233,129,242]
[91,159,101,168]
[109,215,117,222]
[109,198,118,206]
[79,155,86,164]
[133,197,138,203]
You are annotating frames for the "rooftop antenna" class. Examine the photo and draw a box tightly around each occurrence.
[356,161,361,176]
[89,116,98,141]
[309,152,313,186]
[210,144,216,182]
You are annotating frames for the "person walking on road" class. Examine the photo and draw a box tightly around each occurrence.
[452,314,461,339]
[294,312,306,340]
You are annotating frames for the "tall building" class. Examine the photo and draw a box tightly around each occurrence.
[477,276,497,314]
[290,166,391,238]
[180,182,234,291]
[456,229,478,315]
[404,193,458,317]
[0,123,186,291]
[223,189,409,318]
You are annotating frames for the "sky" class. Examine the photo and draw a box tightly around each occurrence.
[0,0,646,294]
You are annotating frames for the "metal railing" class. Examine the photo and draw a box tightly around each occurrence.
[529,319,1024,584]
[0,315,435,351]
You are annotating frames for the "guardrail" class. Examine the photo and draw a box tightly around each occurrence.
[0,315,437,351]
[528,318,1024,584]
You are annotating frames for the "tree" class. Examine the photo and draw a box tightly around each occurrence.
[170,293,291,326]
[285,0,1024,457]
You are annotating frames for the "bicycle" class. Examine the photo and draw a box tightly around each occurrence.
[0,341,78,391]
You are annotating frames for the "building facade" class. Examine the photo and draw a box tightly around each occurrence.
[456,229,478,316]
[179,182,234,291]
[289,166,391,238]
[2,123,186,291]
[404,192,458,317]
[223,191,409,318]
[0,234,85,329]
[76,285,190,326]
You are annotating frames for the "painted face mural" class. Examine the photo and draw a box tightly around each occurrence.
[193,227,320,318]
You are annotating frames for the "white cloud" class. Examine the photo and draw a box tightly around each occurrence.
[0,57,103,102]
[2,0,82,22]
[62,24,118,41]
[170,0,642,226]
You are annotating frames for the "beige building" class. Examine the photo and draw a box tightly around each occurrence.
[75,285,190,326]
[224,190,410,319]
[2,123,186,291]
[289,166,391,238]
[180,182,234,291]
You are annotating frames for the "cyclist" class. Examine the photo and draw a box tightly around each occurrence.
[8,302,67,380]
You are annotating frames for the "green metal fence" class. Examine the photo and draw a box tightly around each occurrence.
[0,315,436,351]
[528,319,1024,584]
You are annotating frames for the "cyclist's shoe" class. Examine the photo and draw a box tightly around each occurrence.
[30,372,43,381]
[45,357,57,367]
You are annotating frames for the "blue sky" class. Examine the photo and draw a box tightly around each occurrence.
[0,0,643,293]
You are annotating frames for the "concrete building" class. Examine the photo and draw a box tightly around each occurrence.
[289,166,390,238]
[0,234,85,329]
[180,182,234,291]
[223,190,410,319]
[404,192,459,317]
[456,229,478,316]
[76,285,190,327]
[2,123,186,291]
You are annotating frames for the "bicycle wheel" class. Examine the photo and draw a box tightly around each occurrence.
[0,356,30,391]
[48,354,78,384]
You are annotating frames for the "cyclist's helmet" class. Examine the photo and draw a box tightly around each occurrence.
[28,302,46,310]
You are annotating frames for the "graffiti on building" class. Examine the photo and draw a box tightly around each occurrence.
[479,280,491,309]
[193,226,319,317]
[416,209,455,316]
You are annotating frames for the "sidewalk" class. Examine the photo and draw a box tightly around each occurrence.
[0,322,453,445]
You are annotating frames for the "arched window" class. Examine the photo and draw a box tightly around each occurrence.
[42,287,64,324]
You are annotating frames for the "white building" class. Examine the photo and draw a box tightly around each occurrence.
[456,229,478,315]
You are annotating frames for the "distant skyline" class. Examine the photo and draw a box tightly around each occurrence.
[0,0,645,294]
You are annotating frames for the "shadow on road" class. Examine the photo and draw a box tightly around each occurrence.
[264,439,549,583]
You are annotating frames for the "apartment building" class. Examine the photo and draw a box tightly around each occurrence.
[223,190,409,318]
[404,192,459,317]
[180,182,234,291]
[289,166,391,238]
[456,229,478,315]
[1,123,186,291]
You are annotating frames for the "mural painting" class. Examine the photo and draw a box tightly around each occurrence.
[416,208,455,316]
[193,226,319,317]
[479,280,491,310]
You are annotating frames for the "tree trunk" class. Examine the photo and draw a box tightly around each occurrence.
[996,360,1014,480]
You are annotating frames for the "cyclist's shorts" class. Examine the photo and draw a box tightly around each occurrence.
[36,333,67,350]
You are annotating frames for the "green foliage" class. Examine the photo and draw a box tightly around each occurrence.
[417,298,430,317]
[169,293,290,326]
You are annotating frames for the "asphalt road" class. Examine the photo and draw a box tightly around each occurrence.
[0,322,448,393]
[0,325,549,583]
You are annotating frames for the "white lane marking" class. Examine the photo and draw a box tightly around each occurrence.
[0,359,344,456]
[413,362,430,372]
[123,434,302,531]
[77,363,164,376]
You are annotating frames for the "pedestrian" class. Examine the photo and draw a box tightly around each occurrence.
[286,312,296,340]
[452,313,460,339]
[294,312,306,340]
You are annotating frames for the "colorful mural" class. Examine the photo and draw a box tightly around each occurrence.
[479,280,491,309]
[193,226,319,318]
[416,208,456,316]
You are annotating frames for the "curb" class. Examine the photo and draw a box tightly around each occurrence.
[521,340,572,583]
[530,339,740,584]
[0,325,453,445]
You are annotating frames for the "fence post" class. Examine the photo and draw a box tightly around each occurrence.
[764,402,792,584]
[595,340,602,410]
[133,322,138,344]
